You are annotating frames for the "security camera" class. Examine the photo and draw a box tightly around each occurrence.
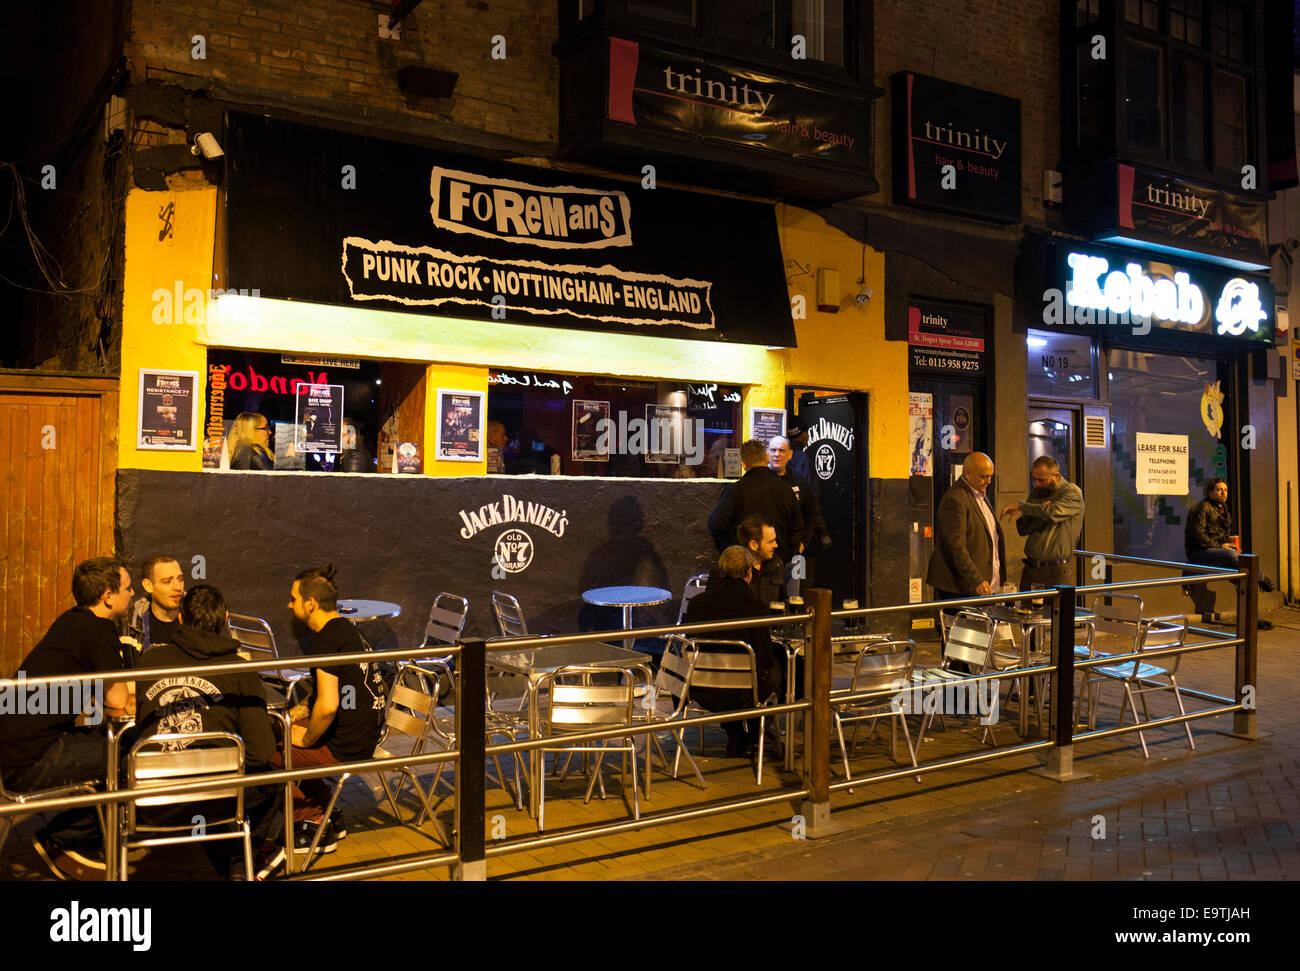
[855,286,873,305]
[191,132,224,160]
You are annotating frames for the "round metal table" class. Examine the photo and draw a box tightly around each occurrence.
[581,585,672,651]
[336,599,402,622]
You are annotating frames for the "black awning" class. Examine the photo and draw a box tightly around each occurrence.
[223,112,795,347]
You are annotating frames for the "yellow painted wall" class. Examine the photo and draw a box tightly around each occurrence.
[776,204,908,479]
[124,189,903,481]
[425,363,489,476]
[119,187,217,472]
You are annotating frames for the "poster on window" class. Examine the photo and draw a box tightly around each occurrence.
[1135,432,1189,495]
[436,388,484,461]
[138,369,199,450]
[572,399,610,462]
[750,408,786,446]
[645,404,686,464]
[908,393,934,477]
[294,383,344,453]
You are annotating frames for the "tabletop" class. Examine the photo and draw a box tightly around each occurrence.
[581,585,672,608]
[487,641,652,677]
[336,598,402,622]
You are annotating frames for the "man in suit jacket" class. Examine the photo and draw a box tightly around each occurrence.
[926,452,1006,600]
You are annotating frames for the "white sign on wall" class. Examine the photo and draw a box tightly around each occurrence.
[1135,432,1189,495]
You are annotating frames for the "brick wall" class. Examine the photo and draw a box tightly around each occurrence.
[873,0,1061,229]
[126,0,558,153]
[17,0,127,370]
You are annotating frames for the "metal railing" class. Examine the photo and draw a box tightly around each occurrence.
[0,551,1261,881]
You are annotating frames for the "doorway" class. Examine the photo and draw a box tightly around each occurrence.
[1026,406,1076,480]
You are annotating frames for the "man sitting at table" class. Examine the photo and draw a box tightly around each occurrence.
[687,546,782,758]
[735,514,785,607]
[277,565,388,855]
[127,553,186,654]
[0,557,134,880]
[135,583,280,876]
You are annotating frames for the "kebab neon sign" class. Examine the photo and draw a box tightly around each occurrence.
[1065,251,1265,336]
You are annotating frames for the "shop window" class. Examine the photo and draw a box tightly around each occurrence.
[1169,0,1201,45]
[1126,0,1160,31]
[1211,0,1246,62]
[1125,41,1165,153]
[487,367,742,478]
[1026,330,1095,399]
[713,0,775,48]
[627,0,696,25]
[791,0,844,67]
[1170,55,1205,163]
[1107,349,1231,561]
[1212,70,1247,172]
[204,349,426,473]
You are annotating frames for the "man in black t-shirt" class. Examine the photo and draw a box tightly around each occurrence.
[126,554,185,657]
[0,557,135,879]
[279,565,387,854]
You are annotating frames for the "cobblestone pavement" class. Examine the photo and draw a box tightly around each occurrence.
[3,606,1297,882]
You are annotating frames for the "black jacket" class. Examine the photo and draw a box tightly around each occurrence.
[1185,498,1231,555]
[776,466,828,553]
[708,466,805,563]
[135,626,277,772]
[230,443,274,471]
[685,576,781,703]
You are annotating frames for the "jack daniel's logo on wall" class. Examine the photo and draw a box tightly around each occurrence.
[458,495,569,540]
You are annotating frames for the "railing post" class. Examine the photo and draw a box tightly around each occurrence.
[1231,554,1259,738]
[798,587,833,836]
[1033,586,1088,781]
[454,638,487,881]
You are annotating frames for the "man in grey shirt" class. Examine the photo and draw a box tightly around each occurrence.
[1001,456,1084,589]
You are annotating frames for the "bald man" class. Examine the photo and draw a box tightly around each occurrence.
[925,452,1006,601]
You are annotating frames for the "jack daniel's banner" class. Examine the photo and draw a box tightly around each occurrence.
[223,113,795,346]
[607,38,870,170]
[1115,164,1268,266]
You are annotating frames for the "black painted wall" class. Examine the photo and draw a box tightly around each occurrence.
[117,469,915,654]
[117,470,725,654]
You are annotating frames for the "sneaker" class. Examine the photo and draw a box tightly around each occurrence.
[329,808,347,840]
[33,838,106,881]
[292,820,338,856]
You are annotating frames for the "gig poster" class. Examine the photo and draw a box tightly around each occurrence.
[908,393,934,477]
[572,399,610,461]
[138,369,198,450]
[645,404,686,465]
[295,383,344,453]
[436,388,484,461]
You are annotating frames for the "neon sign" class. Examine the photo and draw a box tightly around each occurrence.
[1066,252,1203,324]
[1214,279,1266,337]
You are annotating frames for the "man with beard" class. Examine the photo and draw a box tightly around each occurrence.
[1000,456,1084,589]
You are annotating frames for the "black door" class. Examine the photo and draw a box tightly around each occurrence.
[798,392,868,606]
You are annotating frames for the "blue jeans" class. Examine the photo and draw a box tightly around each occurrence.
[1186,547,1239,615]
[2,729,108,851]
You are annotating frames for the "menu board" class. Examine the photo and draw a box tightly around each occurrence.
[138,369,198,450]
[436,388,484,461]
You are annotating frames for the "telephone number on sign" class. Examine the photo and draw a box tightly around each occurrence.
[914,355,981,371]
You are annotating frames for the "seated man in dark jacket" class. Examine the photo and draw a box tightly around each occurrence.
[685,546,783,758]
[136,583,279,875]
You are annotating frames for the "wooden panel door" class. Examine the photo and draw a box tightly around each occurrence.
[0,373,117,675]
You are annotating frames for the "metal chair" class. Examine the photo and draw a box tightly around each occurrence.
[119,732,254,881]
[0,772,102,863]
[833,641,921,789]
[914,611,1000,747]
[675,573,710,624]
[491,591,529,638]
[1081,596,1194,757]
[228,613,309,696]
[683,639,774,784]
[297,664,451,868]
[633,635,705,789]
[536,665,640,832]
[408,592,468,695]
